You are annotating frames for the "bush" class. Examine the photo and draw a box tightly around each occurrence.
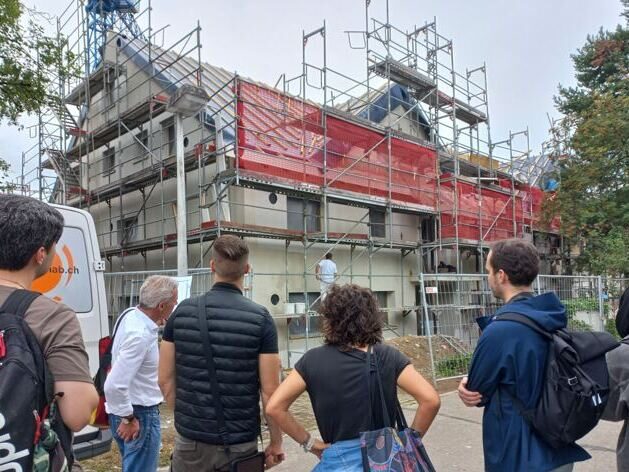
[562,298,598,332]
[606,317,621,340]
[563,298,599,317]
[435,353,472,378]
[568,318,593,332]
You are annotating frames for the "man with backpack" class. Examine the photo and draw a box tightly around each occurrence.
[104,275,178,472]
[158,235,285,471]
[0,194,99,470]
[457,239,592,472]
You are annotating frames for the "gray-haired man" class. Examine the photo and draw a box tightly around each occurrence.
[105,275,178,472]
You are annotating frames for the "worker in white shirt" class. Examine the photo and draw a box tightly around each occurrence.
[104,275,178,472]
[315,252,338,302]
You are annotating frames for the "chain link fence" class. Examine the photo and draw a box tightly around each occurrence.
[103,270,627,378]
[419,274,629,381]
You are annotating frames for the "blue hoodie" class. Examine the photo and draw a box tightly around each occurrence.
[467,292,591,472]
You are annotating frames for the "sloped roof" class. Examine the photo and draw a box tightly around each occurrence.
[337,82,431,133]
[501,153,557,187]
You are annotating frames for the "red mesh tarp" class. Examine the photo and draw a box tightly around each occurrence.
[235,80,558,240]
[521,184,561,232]
[439,176,525,242]
[236,81,438,208]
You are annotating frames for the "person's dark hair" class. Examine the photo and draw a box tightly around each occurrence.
[616,287,629,338]
[0,194,64,271]
[320,284,383,350]
[325,252,333,260]
[211,235,249,281]
[489,238,539,286]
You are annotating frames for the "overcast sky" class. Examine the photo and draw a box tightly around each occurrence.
[2,0,624,180]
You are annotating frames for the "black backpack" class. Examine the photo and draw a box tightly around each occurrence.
[497,312,619,448]
[0,289,73,470]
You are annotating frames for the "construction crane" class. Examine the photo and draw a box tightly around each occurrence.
[86,0,145,72]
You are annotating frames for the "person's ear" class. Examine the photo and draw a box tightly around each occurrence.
[34,247,47,266]
[244,263,251,275]
[210,259,215,272]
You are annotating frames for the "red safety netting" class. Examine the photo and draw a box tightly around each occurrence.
[439,176,526,242]
[236,81,438,208]
[520,184,561,232]
[235,80,559,240]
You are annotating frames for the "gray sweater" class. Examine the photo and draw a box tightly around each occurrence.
[602,339,629,471]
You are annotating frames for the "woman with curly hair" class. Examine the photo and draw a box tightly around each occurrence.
[266,284,440,471]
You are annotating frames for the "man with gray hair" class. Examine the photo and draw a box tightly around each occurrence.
[105,275,178,472]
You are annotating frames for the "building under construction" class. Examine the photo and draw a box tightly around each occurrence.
[17,0,566,361]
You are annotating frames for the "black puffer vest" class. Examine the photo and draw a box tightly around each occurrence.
[171,283,270,445]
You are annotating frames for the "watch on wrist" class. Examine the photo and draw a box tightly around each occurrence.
[121,414,135,425]
[300,434,315,452]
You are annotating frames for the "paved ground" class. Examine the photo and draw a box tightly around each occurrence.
[267,392,621,472]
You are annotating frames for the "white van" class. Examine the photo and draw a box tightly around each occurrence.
[32,205,112,459]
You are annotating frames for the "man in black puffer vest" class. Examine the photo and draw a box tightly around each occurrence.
[159,235,285,471]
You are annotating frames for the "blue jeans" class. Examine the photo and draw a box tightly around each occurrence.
[313,438,363,472]
[110,405,161,472]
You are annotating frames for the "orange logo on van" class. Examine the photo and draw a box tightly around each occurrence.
[32,245,78,302]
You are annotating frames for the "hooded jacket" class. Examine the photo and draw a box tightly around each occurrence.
[467,292,591,472]
[602,287,629,471]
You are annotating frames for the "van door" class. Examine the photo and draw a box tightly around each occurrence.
[31,205,109,376]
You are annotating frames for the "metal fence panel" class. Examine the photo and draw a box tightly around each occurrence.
[419,274,628,381]
[103,270,628,378]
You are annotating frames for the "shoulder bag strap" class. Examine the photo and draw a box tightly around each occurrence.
[111,307,135,340]
[365,346,374,429]
[0,289,41,317]
[372,345,408,430]
[197,294,231,451]
[372,345,393,429]
[495,313,553,340]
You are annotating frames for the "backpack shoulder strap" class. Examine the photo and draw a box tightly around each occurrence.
[111,307,135,340]
[495,313,553,340]
[0,289,41,318]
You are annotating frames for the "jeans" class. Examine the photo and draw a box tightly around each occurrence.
[110,405,161,472]
[313,438,363,472]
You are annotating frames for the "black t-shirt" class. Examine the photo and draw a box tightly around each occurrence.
[295,343,411,443]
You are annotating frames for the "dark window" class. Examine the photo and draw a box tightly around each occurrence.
[134,130,149,163]
[103,148,116,175]
[137,129,149,148]
[162,118,175,156]
[421,216,436,242]
[287,197,320,232]
[369,209,386,238]
[117,216,138,245]
[104,70,116,107]
[373,290,390,324]
[270,294,280,305]
[288,291,322,336]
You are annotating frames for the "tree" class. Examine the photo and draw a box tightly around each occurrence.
[548,1,629,276]
[0,0,70,191]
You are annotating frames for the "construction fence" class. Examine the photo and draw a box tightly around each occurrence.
[420,274,629,381]
[104,271,628,380]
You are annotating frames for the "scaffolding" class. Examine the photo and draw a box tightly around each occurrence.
[17,0,564,363]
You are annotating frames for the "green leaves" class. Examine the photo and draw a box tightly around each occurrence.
[550,2,629,276]
[0,1,79,189]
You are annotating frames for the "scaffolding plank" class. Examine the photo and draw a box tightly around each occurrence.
[65,99,166,159]
[369,58,487,125]
[64,62,124,106]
